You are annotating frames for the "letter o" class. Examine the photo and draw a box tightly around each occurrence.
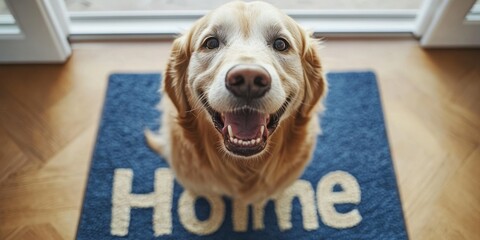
[178,190,225,235]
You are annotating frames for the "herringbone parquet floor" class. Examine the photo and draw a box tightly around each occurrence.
[0,39,479,239]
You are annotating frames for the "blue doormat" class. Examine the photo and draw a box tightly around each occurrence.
[76,72,408,240]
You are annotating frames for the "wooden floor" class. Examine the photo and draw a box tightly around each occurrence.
[0,39,479,239]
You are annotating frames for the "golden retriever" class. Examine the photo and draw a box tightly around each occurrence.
[146,1,326,203]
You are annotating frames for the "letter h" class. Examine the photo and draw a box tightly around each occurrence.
[110,168,174,236]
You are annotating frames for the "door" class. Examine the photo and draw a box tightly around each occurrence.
[420,0,480,47]
[0,0,71,63]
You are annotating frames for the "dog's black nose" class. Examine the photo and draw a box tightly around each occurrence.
[225,64,271,100]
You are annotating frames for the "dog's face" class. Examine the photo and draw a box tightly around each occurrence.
[164,1,325,158]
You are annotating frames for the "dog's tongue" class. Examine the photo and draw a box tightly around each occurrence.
[224,111,267,139]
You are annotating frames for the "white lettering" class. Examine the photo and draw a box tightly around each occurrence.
[110,168,174,236]
[109,168,363,236]
[317,171,362,228]
[275,180,319,231]
[178,190,225,235]
[232,200,268,231]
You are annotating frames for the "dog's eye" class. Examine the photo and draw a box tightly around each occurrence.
[204,37,220,49]
[273,38,289,51]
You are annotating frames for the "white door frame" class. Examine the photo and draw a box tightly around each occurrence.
[417,0,480,47]
[1,0,478,63]
[0,0,71,63]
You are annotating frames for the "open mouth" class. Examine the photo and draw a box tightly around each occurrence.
[207,100,290,157]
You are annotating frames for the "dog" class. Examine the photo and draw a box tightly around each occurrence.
[146,1,326,203]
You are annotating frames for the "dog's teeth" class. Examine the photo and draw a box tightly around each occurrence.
[260,126,265,136]
[228,125,233,138]
[231,137,262,146]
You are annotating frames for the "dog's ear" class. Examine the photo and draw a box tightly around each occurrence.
[163,35,192,117]
[299,32,327,118]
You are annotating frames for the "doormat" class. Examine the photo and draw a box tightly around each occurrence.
[76,72,408,239]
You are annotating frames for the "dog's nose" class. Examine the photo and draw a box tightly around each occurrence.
[225,64,271,100]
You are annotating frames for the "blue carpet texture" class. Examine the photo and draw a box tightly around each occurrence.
[76,72,407,240]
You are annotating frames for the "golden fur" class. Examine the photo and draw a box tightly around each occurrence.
[146,1,326,203]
